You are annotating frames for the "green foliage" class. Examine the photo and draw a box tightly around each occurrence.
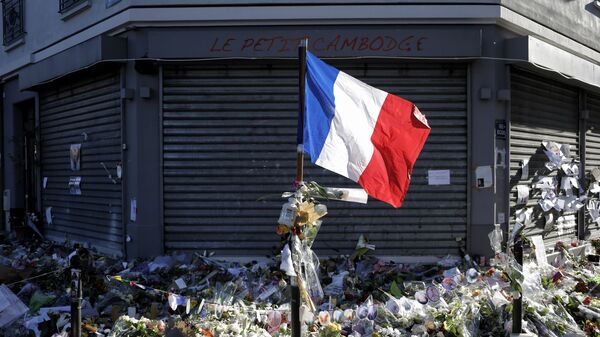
[389,281,403,299]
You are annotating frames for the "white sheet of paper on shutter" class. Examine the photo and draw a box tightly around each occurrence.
[561,177,573,197]
[541,188,557,200]
[520,159,529,180]
[555,197,566,211]
[516,207,533,226]
[517,185,529,205]
[565,197,585,212]
[570,177,580,190]
[561,144,571,158]
[542,141,565,170]
[545,213,554,227]
[560,196,577,212]
[535,177,557,189]
[561,162,579,176]
[428,170,451,185]
[539,198,555,212]
[45,207,52,225]
[588,200,600,223]
[592,168,600,181]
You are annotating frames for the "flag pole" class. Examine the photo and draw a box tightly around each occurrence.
[296,39,307,184]
[291,38,307,337]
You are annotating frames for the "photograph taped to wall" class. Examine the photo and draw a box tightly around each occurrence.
[70,144,81,171]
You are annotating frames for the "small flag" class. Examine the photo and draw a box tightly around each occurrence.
[304,51,431,207]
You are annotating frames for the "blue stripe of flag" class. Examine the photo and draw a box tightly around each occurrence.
[304,51,340,162]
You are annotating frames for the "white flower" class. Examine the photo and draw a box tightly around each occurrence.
[229,323,241,334]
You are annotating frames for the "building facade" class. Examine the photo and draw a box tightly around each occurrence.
[1,0,600,259]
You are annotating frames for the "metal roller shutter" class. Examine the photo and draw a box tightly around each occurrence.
[40,71,123,257]
[510,68,580,246]
[162,60,468,256]
[586,93,600,238]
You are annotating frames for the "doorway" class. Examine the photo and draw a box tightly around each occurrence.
[7,99,39,234]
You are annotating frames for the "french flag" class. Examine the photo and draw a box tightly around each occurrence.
[304,51,431,208]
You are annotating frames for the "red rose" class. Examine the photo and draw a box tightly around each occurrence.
[583,296,592,305]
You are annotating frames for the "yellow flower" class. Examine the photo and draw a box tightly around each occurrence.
[319,322,342,337]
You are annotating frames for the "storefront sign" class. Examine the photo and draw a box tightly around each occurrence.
[209,34,428,54]
[149,26,482,58]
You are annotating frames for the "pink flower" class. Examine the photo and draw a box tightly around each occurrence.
[373,260,386,272]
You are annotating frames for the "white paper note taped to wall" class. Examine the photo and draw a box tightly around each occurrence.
[545,213,554,228]
[561,177,573,197]
[570,177,580,189]
[428,170,450,185]
[45,207,52,225]
[516,207,533,226]
[535,177,557,189]
[560,196,585,212]
[539,198,555,212]
[542,141,565,170]
[589,200,600,224]
[520,159,529,180]
[541,188,557,200]
[556,197,566,211]
[592,168,600,181]
[130,198,137,222]
[561,162,579,176]
[516,185,529,205]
